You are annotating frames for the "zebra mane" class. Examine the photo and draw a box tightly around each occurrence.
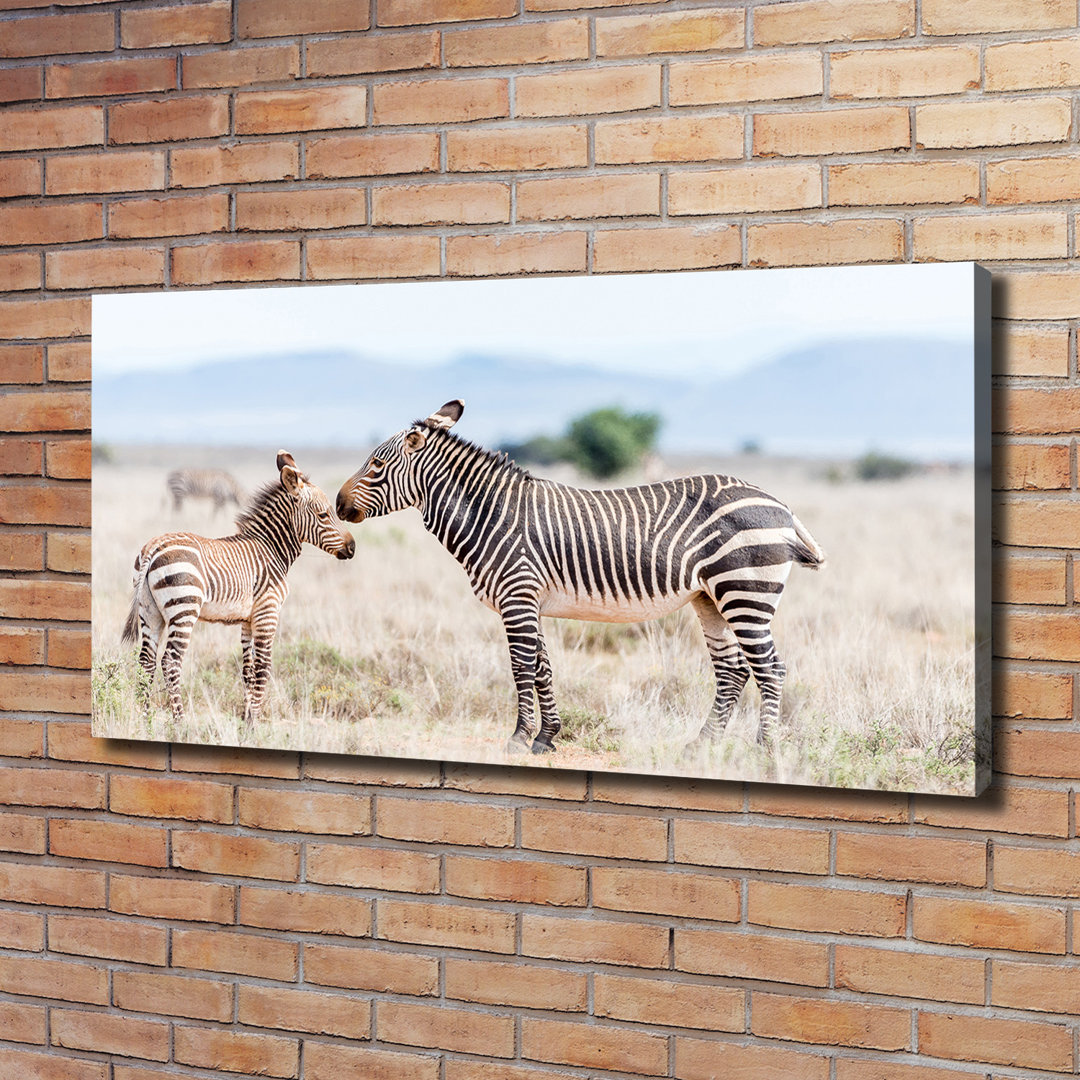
[429,426,532,482]
[234,478,297,534]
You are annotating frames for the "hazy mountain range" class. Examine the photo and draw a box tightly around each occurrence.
[93,337,975,460]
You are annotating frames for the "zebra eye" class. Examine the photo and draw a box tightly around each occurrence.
[371,457,385,469]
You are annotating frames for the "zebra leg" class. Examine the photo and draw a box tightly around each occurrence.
[501,600,542,753]
[159,620,195,725]
[719,601,787,747]
[135,612,163,712]
[244,607,278,726]
[240,621,255,720]
[687,593,751,748]
[531,629,561,754]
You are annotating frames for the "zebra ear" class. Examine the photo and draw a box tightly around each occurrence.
[404,429,426,452]
[276,450,297,471]
[280,463,304,495]
[425,400,464,430]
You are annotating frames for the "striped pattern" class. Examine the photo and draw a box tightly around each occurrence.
[124,452,354,726]
[337,401,824,755]
[166,467,246,512]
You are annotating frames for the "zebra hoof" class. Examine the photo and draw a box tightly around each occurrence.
[506,734,531,754]
[530,739,556,755]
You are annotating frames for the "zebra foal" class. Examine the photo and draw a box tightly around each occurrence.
[124,452,355,726]
[167,467,245,513]
[337,401,824,757]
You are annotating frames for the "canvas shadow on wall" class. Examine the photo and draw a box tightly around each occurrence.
[91,263,991,796]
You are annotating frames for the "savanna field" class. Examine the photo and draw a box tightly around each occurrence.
[92,444,978,795]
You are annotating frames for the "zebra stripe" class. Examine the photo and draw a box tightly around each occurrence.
[124,452,355,726]
[337,400,824,756]
[166,467,246,513]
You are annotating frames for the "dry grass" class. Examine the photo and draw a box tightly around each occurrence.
[92,446,978,794]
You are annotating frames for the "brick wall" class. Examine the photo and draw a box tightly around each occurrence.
[1,0,1078,1076]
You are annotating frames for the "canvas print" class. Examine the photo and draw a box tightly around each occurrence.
[92,264,990,795]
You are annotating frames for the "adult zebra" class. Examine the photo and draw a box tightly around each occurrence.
[124,452,355,726]
[337,401,824,756]
[167,467,245,513]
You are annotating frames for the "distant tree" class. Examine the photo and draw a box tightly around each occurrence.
[565,407,661,480]
[499,434,569,467]
[740,438,762,455]
[854,450,916,481]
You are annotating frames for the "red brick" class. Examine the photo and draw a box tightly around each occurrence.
[750,218,904,267]
[447,18,587,66]
[240,884,372,936]
[446,125,587,172]
[598,9,743,56]
[379,898,516,953]
[919,1011,1072,1072]
[307,842,440,893]
[516,64,661,117]
[594,224,740,272]
[239,984,370,1038]
[677,1039,830,1080]
[46,150,165,195]
[914,894,1066,953]
[835,944,985,1004]
[0,812,46,854]
[0,202,102,247]
[237,786,371,833]
[46,247,165,290]
[597,113,743,164]
[0,1000,45,1045]
[109,96,230,145]
[0,159,41,198]
[0,65,41,104]
[756,106,909,156]
[373,180,509,226]
[307,235,441,280]
[996,269,1080,319]
[755,0,914,45]
[46,57,176,99]
[184,43,300,88]
[831,45,979,99]
[48,914,168,965]
[238,0,372,37]
[997,726,1080,778]
[0,12,114,58]
[0,956,107,1006]
[835,832,986,886]
[917,97,1072,149]
[0,765,102,808]
[0,534,44,572]
[995,843,1080,897]
[995,608,1080,661]
[172,829,300,881]
[0,347,42,385]
[373,77,509,125]
[242,188,368,233]
[0,1049,105,1080]
[676,927,830,987]
[114,971,233,1022]
[171,239,301,284]
[172,928,298,980]
[670,163,821,215]
[0,486,90,528]
[108,193,229,238]
[120,1,232,48]
[914,210,1068,262]
[109,874,235,923]
[174,1026,299,1078]
[522,1017,668,1075]
[989,36,1080,93]
[749,881,907,937]
[50,818,168,867]
[172,744,299,778]
[829,160,979,207]
[995,444,1070,492]
[0,580,89,620]
[305,943,438,996]
[994,554,1068,604]
[0,298,90,339]
[45,439,89,479]
[445,956,587,1012]
[676,820,830,874]
[596,971,744,1031]
[988,155,1080,206]
[109,774,233,822]
[915,784,1069,837]
[993,958,1080,1014]
[308,132,438,178]
[0,252,40,292]
[0,718,42,757]
[447,231,587,276]
[48,720,166,768]
[308,32,438,76]
[522,912,668,967]
[753,993,910,1051]
[170,141,299,187]
[0,105,102,152]
[378,1000,515,1057]
[380,0,516,23]
[235,85,367,135]
[305,1043,438,1080]
[594,863,740,921]
[446,854,587,905]
[520,804,666,859]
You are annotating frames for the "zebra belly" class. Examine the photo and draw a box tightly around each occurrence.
[198,595,254,624]
[539,586,690,623]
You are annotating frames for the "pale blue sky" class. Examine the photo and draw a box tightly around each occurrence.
[93,263,977,379]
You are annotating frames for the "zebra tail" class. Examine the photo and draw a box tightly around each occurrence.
[121,553,146,645]
[791,514,826,570]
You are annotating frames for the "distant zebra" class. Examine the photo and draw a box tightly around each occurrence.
[337,401,824,756]
[167,468,246,513]
[124,452,355,726]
